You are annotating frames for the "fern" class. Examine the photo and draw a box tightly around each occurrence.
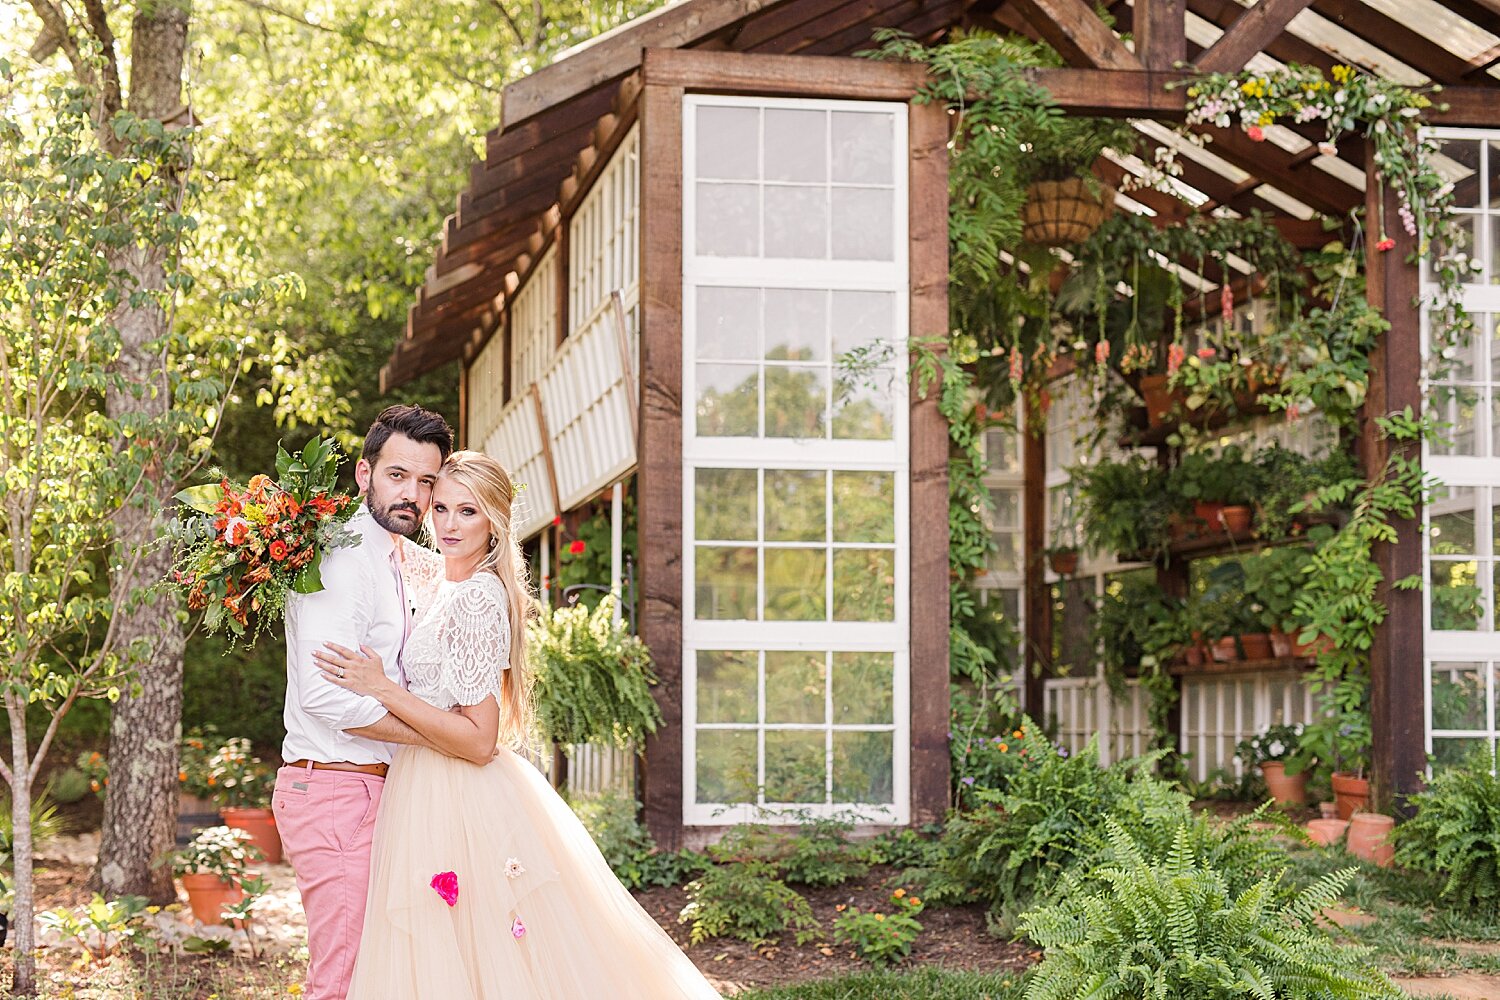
[1020,819,1401,1000]
[1391,746,1500,913]
[528,596,663,748]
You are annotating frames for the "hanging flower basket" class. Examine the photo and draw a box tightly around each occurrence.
[1021,178,1112,247]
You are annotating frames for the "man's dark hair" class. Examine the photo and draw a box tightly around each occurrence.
[361,405,453,467]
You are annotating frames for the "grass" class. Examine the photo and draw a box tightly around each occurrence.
[736,968,1025,1000]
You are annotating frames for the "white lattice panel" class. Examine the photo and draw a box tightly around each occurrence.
[479,392,556,541]
[1180,671,1316,782]
[511,247,557,395]
[565,743,636,797]
[569,126,639,336]
[1043,677,1150,765]
[538,301,636,511]
[468,328,506,450]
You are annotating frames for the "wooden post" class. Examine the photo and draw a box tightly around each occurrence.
[637,81,686,849]
[457,360,469,450]
[908,98,952,826]
[1362,149,1425,810]
[1023,407,1049,717]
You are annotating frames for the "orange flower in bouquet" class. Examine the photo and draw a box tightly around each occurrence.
[170,438,357,644]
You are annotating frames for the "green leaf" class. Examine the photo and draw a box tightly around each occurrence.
[175,484,223,513]
[291,549,325,595]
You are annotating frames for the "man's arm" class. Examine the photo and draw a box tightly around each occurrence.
[346,712,436,749]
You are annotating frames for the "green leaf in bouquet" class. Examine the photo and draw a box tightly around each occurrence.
[291,549,325,595]
[275,444,293,481]
[204,600,224,633]
[175,484,223,514]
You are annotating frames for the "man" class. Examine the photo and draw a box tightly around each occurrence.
[272,404,453,1000]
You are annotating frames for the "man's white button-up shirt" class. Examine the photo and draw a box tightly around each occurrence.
[281,505,409,765]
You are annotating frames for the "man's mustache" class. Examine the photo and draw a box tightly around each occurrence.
[388,503,420,515]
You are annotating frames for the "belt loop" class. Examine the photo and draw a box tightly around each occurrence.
[302,759,315,777]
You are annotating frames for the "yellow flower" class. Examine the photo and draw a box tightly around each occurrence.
[146,905,161,914]
[1013,729,1024,739]
[999,743,1009,753]
[1257,112,1274,126]
[1332,64,1353,83]
[874,913,885,921]
[288,987,304,997]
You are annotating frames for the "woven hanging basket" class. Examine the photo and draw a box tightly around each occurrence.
[1020,177,1112,247]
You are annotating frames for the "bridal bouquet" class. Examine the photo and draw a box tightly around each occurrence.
[171,438,357,643]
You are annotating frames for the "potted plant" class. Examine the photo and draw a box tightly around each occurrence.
[169,825,262,925]
[205,737,279,864]
[1016,116,1133,246]
[1235,723,1309,806]
[1073,458,1177,562]
[1241,547,1311,657]
[1046,545,1080,576]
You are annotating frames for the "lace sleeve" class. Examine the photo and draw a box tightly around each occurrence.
[436,576,509,707]
[400,539,446,620]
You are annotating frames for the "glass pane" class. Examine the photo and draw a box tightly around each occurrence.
[988,586,1021,623]
[1494,487,1500,556]
[695,546,758,620]
[986,428,1021,474]
[697,650,758,724]
[696,106,759,181]
[833,548,896,621]
[696,729,757,803]
[831,111,893,185]
[764,366,827,439]
[765,469,825,542]
[988,532,1022,574]
[764,186,827,259]
[766,651,826,724]
[990,487,1020,529]
[764,288,826,361]
[1430,486,1477,556]
[833,366,895,440]
[832,731,894,804]
[695,467,758,541]
[697,286,760,360]
[765,547,826,620]
[1429,323,1480,382]
[764,730,826,803]
[1430,560,1487,631]
[1431,661,1486,731]
[1428,384,1480,456]
[764,109,826,183]
[832,290,896,356]
[1489,140,1500,209]
[1490,215,1500,286]
[832,471,895,543]
[1490,313,1500,382]
[832,651,893,724]
[1426,213,1477,287]
[1436,138,1480,210]
[831,187,893,261]
[1432,736,1489,772]
[696,363,759,437]
[697,182,760,257]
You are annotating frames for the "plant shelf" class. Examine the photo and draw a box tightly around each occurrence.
[1168,655,1315,677]
[1118,399,1273,448]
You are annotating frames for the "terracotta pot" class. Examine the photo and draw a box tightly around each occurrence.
[222,806,282,865]
[1193,501,1226,534]
[1346,812,1395,867]
[1292,634,1334,659]
[1239,633,1273,660]
[1184,644,1204,668]
[1269,628,1294,658]
[1048,550,1079,576]
[1168,513,1193,542]
[1021,177,1112,247]
[180,872,245,926]
[1140,374,1187,428]
[1210,636,1240,663]
[1331,772,1371,821]
[1306,818,1350,846]
[1219,504,1253,534]
[1260,761,1307,805]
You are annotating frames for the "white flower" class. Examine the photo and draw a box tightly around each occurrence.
[504,857,525,879]
[1268,741,1286,758]
[1317,141,1338,157]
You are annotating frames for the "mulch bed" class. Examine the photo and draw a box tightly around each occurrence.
[633,864,1034,992]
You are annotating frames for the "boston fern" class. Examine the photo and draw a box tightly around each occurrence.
[528,596,663,749]
[1392,745,1500,913]
[1020,821,1400,1000]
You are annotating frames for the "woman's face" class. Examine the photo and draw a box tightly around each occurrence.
[430,477,492,569]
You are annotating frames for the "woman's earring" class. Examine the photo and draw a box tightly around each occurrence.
[488,535,498,550]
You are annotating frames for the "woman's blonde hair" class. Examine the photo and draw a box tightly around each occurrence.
[437,450,535,749]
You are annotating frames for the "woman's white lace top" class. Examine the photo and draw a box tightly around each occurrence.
[400,548,510,710]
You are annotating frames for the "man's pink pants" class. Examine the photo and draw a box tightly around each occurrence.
[273,764,385,1000]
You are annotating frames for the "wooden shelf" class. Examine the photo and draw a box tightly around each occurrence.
[1118,399,1273,448]
[1168,655,1315,677]
[1122,518,1337,565]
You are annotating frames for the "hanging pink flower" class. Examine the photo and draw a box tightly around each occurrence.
[1376,236,1396,252]
[1094,339,1111,366]
[1246,125,1265,142]
[430,871,459,907]
[1197,347,1217,360]
[1220,283,1234,320]
[1008,348,1024,384]
[1167,343,1187,376]
[1286,404,1302,423]
[511,916,527,939]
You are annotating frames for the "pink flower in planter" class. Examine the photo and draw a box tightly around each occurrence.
[1246,125,1266,142]
[430,871,459,907]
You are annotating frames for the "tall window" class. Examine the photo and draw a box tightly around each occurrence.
[1424,131,1500,768]
[682,95,910,824]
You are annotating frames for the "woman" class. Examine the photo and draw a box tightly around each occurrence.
[315,451,721,1000]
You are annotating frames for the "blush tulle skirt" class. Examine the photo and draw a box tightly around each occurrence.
[347,746,721,1000]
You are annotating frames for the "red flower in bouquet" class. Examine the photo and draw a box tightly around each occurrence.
[269,540,289,562]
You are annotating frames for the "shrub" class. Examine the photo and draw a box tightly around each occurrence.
[168,825,262,881]
[37,894,150,961]
[679,859,820,947]
[529,597,663,749]
[1019,821,1401,1000]
[47,767,91,806]
[204,736,273,809]
[568,790,703,891]
[1392,746,1500,913]
[707,815,871,888]
[0,794,65,864]
[833,889,925,969]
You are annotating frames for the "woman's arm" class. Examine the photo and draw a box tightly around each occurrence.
[315,643,499,765]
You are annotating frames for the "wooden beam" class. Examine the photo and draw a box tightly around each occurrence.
[1010,0,1143,70]
[733,0,908,53]
[501,0,796,129]
[1194,0,1315,74]
[1201,126,1362,215]
[1310,0,1474,84]
[1361,142,1424,812]
[1135,0,1186,71]
[640,47,927,98]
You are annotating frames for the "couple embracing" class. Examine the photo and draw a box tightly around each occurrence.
[274,405,720,1000]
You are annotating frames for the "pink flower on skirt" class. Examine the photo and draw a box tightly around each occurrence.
[431,871,459,907]
[511,916,527,939]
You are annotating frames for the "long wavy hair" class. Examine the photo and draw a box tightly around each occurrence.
[437,450,536,749]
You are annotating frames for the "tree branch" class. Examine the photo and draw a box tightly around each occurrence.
[486,0,527,50]
[76,0,124,121]
[23,0,91,88]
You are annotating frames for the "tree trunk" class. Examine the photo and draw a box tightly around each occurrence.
[7,699,36,998]
[95,0,193,904]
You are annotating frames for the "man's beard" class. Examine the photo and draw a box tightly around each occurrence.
[369,495,423,538]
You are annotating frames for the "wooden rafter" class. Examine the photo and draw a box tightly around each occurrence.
[1135,0,1186,71]
[1193,0,1316,74]
[1184,0,1338,74]
[1309,0,1474,83]
[1009,0,1143,70]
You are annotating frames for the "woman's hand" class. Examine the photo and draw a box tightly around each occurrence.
[315,643,393,699]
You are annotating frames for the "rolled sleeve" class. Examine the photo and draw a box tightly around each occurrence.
[287,550,386,736]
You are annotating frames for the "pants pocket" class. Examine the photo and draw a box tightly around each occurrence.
[331,778,379,854]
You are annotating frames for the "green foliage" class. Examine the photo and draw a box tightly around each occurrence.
[168,825,262,881]
[203,736,273,809]
[736,968,1024,1000]
[1073,457,1176,560]
[1019,821,1401,1000]
[567,789,704,891]
[833,890,926,969]
[0,794,65,865]
[678,859,821,947]
[708,815,871,888]
[37,894,151,961]
[555,492,638,609]
[1392,746,1500,913]
[46,767,92,805]
[529,596,663,749]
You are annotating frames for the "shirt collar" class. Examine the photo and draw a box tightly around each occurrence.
[353,503,400,560]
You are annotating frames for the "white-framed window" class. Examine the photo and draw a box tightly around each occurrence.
[1423,129,1500,769]
[682,94,910,825]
